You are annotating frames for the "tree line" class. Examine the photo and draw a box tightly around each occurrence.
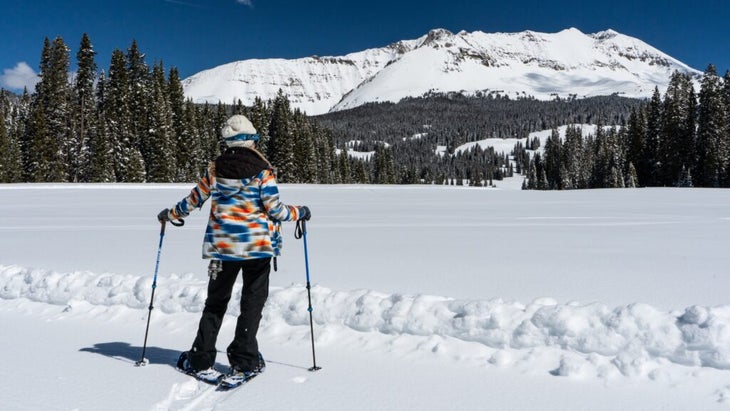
[0,35,359,184]
[522,67,730,189]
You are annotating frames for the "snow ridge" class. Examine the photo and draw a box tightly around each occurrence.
[3,264,729,378]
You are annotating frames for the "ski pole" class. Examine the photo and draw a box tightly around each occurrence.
[295,219,322,372]
[136,218,184,367]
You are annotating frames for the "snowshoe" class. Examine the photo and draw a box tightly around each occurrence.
[217,353,265,390]
[176,351,224,385]
[218,367,258,390]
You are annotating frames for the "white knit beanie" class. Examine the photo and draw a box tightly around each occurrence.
[221,114,259,147]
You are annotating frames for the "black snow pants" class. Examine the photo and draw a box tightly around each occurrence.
[188,257,271,372]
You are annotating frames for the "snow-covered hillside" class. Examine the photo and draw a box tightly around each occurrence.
[183,28,701,115]
[454,124,615,156]
[2,184,730,410]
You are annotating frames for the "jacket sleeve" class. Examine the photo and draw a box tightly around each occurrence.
[170,169,213,220]
[260,169,301,221]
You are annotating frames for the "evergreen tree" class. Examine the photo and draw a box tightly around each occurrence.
[543,128,562,189]
[724,70,730,180]
[126,40,152,177]
[37,37,52,94]
[24,102,53,181]
[683,84,698,180]
[169,67,199,181]
[107,49,145,182]
[0,105,9,182]
[696,65,728,187]
[146,62,175,182]
[326,130,341,183]
[562,125,585,189]
[352,158,368,183]
[87,70,114,182]
[725,70,730,124]
[338,152,351,183]
[625,162,638,188]
[0,94,23,183]
[292,110,317,183]
[13,90,32,182]
[247,97,270,154]
[660,72,695,186]
[373,144,390,184]
[644,87,662,186]
[73,33,97,182]
[197,103,220,162]
[626,107,648,186]
[208,102,228,159]
[183,99,204,179]
[590,124,610,188]
[538,168,548,190]
[27,36,70,181]
[315,128,333,183]
[267,90,295,181]
[524,159,535,189]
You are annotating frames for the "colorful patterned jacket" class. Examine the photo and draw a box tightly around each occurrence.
[169,147,302,261]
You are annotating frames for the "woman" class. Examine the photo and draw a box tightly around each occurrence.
[158,114,310,386]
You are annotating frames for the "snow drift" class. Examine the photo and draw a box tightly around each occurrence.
[3,264,730,380]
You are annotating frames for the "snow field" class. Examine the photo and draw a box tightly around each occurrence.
[2,183,730,410]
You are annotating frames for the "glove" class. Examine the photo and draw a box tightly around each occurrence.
[298,206,311,221]
[157,208,171,222]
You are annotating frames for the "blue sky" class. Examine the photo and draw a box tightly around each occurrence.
[1,0,728,92]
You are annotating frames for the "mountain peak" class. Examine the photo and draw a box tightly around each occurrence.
[592,29,620,40]
[559,27,586,35]
[421,28,455,46]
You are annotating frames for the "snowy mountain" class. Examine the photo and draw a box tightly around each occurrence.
[182,28,701,115]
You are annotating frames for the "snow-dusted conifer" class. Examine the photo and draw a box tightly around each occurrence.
[87,70,114,182]
[146,62,175,182]
[644,87,663,186]
[126,40,152,178]
[626,107,647,186]
[247,97,270,154]
[0,103,9,182]
[292,109,317,183]
[661,71,696,186]
[267,90,295,182]
[26,37,69,181]
[107,49,145,182]
[696,65,728,187]
[73,33,97,182]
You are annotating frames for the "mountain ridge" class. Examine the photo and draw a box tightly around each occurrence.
[182,27,701,115]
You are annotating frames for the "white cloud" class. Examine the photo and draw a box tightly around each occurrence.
[236,0,253,6]
[1,62,40,92]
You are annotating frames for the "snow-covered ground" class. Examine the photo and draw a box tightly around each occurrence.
[2,183,730,410]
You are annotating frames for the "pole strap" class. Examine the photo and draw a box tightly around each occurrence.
[294,219,306,239]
